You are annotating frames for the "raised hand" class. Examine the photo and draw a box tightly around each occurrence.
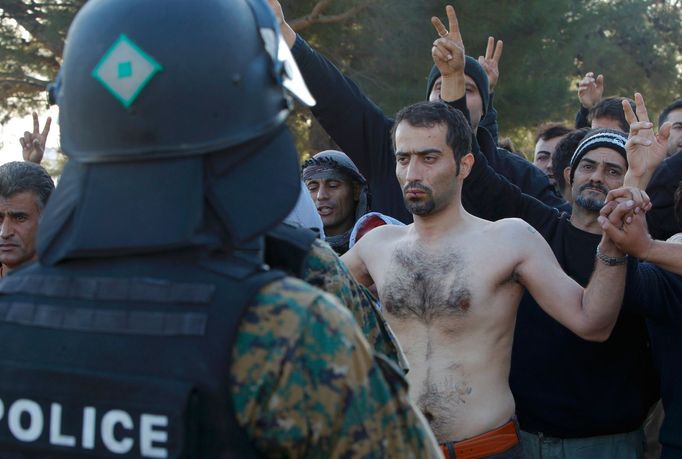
[577,72,604,109]
[430,5,465,78]
[478,36,503,92]
[20,112,51,164]
[622,93,671,188]
[267,0,296,48]
[598,199,653,258]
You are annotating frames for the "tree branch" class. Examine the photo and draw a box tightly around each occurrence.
[1,0,64,58]
[0,71,50,89]
[289,0,374,31]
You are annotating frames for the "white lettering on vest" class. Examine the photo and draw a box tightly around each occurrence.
[0,397,171,457]
[101,410,134,454]
[82,406,96,449]
[8,399,43,442]
[140,414,168,458]
[50,403,76,446]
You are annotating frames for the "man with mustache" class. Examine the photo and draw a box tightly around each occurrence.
[301,150,370,255]
[342,7,625,450]
[0,161,54,278]
[342,97,630,458]
[461,105,669,456]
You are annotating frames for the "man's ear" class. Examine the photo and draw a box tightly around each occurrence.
[458,152,475,179]
[563,166,572,187]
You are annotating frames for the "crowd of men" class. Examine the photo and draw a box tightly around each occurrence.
[0,0,681,458]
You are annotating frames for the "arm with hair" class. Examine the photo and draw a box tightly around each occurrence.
[600,203,682,276]
[516,221,626,341]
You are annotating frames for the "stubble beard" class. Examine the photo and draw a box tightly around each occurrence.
[405,198,436,216]
[403,182,436,216]
[574,182,609,212]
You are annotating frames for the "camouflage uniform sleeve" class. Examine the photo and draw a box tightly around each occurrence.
[230,277,441,459]
[302,239,409,372]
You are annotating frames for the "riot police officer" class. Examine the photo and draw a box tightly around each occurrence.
[0,0,440,457]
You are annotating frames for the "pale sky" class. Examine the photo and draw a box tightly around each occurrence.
[0,106,61,166]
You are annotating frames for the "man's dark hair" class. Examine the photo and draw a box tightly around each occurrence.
[675,181,682,231]
[552,128,590,192]
[392,101,471,174]
[658,99,682,127]
[0,161,55,210]
[588,96,636,133]
[534,123,572,144]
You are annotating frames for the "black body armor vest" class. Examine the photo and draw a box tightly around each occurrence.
[265,223,317,278]
[0,250,282,458]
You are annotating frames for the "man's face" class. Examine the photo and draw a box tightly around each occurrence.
[428,76,483,132]
[663,108,682,156]
[305,178,358,236]
[0,191,42,270]
[591,116,625,133]
[571,148,626,212]
[533,136,563,186]
[394,121,461,216]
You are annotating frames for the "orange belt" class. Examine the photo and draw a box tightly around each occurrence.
[440,420,519,459]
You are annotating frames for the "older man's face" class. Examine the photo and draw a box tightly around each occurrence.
[0,191,42,270]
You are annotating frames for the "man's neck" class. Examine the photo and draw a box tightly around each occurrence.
[325,222,353,237]
[569,206,603,234]
[411,201,468,242]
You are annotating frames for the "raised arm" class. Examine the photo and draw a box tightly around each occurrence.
[622,93,671,189]
[431,5,466,103]
[601,198,682,275]
[267,0,394,178]
[575,72,604,129]
[477,37,503,144]
[20,112,51,164]
[514,220,627,341]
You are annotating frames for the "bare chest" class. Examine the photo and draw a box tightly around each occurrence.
[377,246,474,323]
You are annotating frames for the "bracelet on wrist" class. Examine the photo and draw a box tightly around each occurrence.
[596,244,628,266]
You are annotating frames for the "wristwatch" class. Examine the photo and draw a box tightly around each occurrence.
[596,244,628,266]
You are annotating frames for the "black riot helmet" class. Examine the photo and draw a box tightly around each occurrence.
[38,0,315,264]
[58,0,313,161]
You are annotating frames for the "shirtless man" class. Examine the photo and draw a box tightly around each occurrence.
[341,11,629,452]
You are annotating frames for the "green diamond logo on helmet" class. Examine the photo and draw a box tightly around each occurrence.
[92,34,163,108]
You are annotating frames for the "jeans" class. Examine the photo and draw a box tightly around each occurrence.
[520,428,646,459]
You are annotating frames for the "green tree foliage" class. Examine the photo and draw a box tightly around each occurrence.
[287,0,682,156]
[0,0,85,123]
[2,0,680,159]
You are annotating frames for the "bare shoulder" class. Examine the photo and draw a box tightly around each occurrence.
[489,217,543,241]
[354,223,410,250]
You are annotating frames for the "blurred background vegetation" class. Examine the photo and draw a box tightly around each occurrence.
[1,0,681,168]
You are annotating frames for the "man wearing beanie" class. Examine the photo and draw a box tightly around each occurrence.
[268,0,566,223]
[302,150,370,255]
[458,87,661,458]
